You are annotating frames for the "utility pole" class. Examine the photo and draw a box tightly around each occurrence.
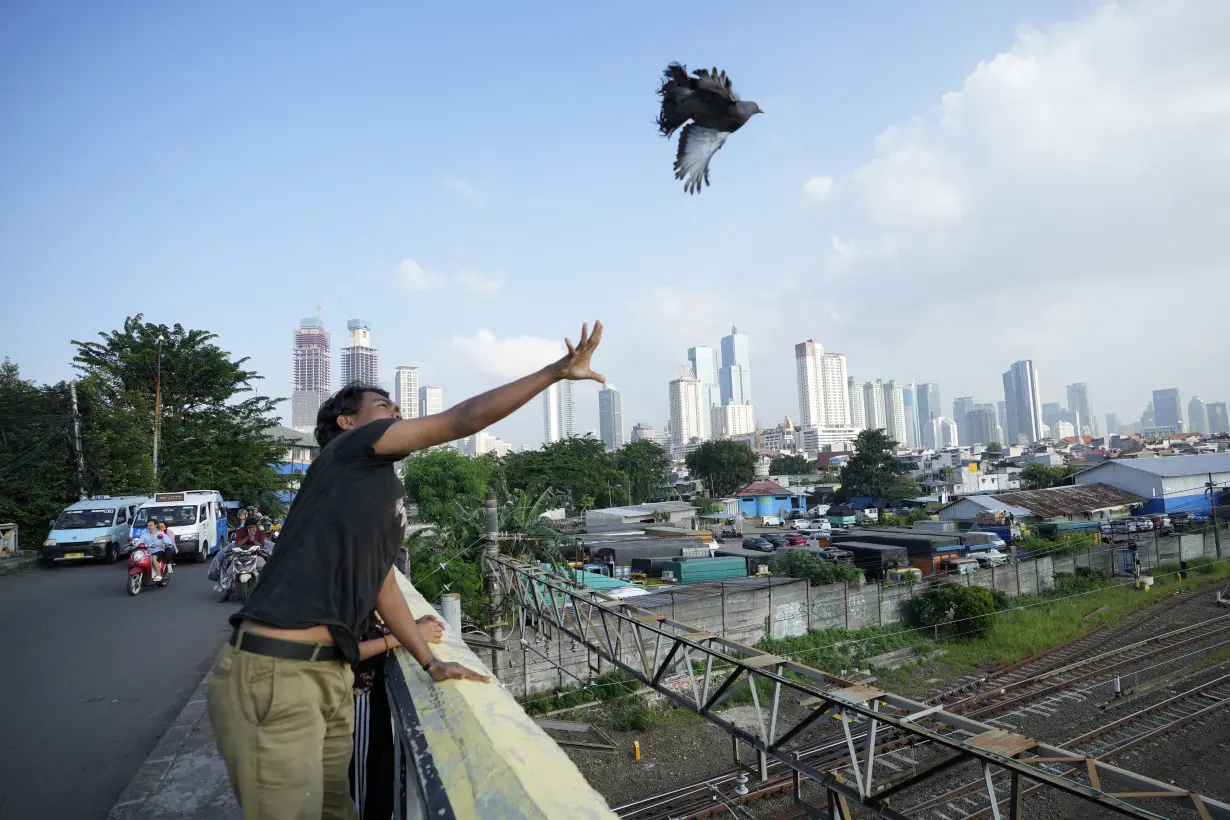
[483,491,503,665]
[1209,473,1222,559]
[69,381,88,501]
[152,336,163,488]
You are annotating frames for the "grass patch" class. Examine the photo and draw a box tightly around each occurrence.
[521,668,641,715]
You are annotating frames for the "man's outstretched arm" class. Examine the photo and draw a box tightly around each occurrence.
[373,320,604,457]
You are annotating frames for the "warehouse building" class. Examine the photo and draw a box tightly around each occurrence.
[937,484,1141,522]
[1073,453,1230,513]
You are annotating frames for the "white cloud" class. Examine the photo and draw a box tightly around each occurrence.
[452,330,565,380]
[802,175,835,202]
[801,0,1230,418]
[395,259,446,290]
[395,260,505,296]
[440,177,485,204]
[454,269,506,296]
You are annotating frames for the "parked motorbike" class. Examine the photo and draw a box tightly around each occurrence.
[214,543,270,602]
[126,547,172,596]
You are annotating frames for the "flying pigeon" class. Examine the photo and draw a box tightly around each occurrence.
[656,62,762,194]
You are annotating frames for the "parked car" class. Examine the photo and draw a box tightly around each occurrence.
[968,548,1009,568]
[742,537,773,552]
[762,534,788,548]
[761,515,784,527]
[1131,517,1154,532]
[792,519,822,531]
[784,534,807,546]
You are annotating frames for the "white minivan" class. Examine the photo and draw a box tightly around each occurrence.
[43,496,150,564]
[130,490,228,562]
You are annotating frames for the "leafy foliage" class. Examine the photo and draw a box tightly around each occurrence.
[0,361,78,551]
[985,442,1004,456]
[769,453,812,475]
[690,492,722,516]
[836,429,909,502]
[771,549,864,586]
[402,448,495,528]
[905,583,997,638]
[502,436,628,513]
[613,439,671,504]
[685,439,757,497]
[71,315,290,510]
[1019,463,1080,490]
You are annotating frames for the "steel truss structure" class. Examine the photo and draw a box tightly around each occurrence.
[493,556,1229,820]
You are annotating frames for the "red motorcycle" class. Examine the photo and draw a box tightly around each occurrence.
[127,546,172,596]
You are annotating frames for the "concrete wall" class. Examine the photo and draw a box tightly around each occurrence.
[497,527,1226,698]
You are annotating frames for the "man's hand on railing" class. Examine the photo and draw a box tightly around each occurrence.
[416,615,444,644]
[426,659,491,683]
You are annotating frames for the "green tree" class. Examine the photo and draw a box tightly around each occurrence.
[771,549,863,586]
[953,586,997,637]
[72,315,290,510]
[985,442,1004,456]
[613,439,671,504]
[836,429,906,502]
[769,454,812,475]
[690,492,722,516]
[685,440,757,497]
[503,436,626,512]
[1019,463,1079,490]
[402,448,495,528]
[0,361,78,552]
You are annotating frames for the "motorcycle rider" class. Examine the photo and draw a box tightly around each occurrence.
[235,518,265,549]
[134,518,175,581]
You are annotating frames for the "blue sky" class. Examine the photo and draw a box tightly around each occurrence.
[3,1,1227,446]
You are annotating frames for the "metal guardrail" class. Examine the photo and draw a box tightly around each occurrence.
[493,554,1230,820]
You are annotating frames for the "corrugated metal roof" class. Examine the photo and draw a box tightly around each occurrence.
[736,480,792,497]
[989,483,1141,519]
[629,576,800,608]
[1078,453,1230,479]
[941,495,1032,517]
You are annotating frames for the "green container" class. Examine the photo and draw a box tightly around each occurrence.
[664,556,747,583]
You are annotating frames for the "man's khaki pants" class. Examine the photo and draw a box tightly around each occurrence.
[207,642,358,820]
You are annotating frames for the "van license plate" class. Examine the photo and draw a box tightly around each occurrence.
[64,552,85,560]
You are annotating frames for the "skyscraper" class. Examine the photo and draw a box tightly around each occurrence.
[419,385,443,417]
[598,386,624,451]
[794,340,849,428]
[1105,413,1120,435]
[922,417,958,449]
[669,373,704,457]
[1042,403,1064,430]
[393,366,420,419]
[848,376,866,428]
[1207,402,1230,435]
[543,381,575,443]
[901,386,918,448]
[291,313,332,433]
[882,381,907,446]
[687,346,720,439]
[340,318,379,387]
[917,383,942,423]
[1066,383,1097,436]
[718,326,752,405]
[997,401,1008,440]
[1188,397,1209,435]
[1002,360,1043,445]
[863,380,886,431]
[713,403,755,438]
[1152,388,1183,429]
[967,406,1000,446]
[952,397,975,447]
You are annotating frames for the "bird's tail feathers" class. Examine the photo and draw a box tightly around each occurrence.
[656,62,692,137]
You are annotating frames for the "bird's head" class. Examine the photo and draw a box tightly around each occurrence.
[735,100,764,122]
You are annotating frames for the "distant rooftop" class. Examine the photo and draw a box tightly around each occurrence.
[1080,452,1230,478]
[988,483,1141,518]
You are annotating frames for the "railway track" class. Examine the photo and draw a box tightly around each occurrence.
[903,673,1230,820]
[613,603,1230,820]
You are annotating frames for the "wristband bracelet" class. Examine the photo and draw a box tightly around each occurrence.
[420,657,437,671]
[382,635,392,653]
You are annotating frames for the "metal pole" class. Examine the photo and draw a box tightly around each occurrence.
[68,381,88,501]
[152,337,162,487]
[1209,474,1223,560]
[440,593,462,634]
[483,491,503,662]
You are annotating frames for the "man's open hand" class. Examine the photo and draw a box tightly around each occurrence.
[427,660,491,683]
[553,321,604,383]
[416,615,444,644]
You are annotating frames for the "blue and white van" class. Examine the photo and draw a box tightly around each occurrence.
[43,496,150,564]
[131,490,228,562]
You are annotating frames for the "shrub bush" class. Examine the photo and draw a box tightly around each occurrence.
[772,550,864,586]
[906,583,998,639]
[1188,556,1218,576]
[610,701,657,732]
[952,586,996,637]
[905,583,962,630]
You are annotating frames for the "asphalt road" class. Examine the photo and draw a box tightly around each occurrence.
[0,559,238,820]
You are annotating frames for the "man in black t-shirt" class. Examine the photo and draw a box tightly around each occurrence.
[206,321,603,820]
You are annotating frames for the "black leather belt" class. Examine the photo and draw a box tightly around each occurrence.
[230,628,342,662]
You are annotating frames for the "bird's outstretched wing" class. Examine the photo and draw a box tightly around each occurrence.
[674,124,729,194]
[692,66,739,102]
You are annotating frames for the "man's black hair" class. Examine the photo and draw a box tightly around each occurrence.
[315,381,391,448]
